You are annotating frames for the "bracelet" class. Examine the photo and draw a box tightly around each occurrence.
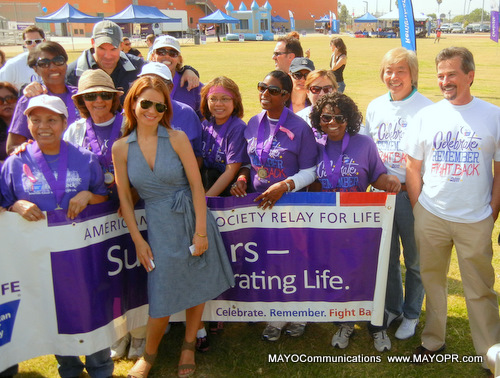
[196,232,207,238]
[285,181,292,193]
[237,176,247,183]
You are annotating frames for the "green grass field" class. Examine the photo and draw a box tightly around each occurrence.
[10,32,500,377]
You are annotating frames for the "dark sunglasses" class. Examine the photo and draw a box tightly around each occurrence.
[140,99,167,113]
[0,95,18,105]
[155,48,179,58]
[320,114,346,124]
[291,72,309,80]
[309,85,334,94]
[36,55,66,69]
[272,51,288,57]
[82,92,115,102]
[25,39,43,46]
[257,82,287,96]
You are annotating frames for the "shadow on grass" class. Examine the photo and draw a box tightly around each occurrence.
[140,315,485,378]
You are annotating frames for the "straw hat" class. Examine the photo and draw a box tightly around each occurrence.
[72,69,124,99]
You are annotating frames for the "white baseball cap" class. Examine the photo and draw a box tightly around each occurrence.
[24,95,68,118]
[139,62,173,82]
[152,35,181,53]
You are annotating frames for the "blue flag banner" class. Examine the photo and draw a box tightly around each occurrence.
[398,0,416,51]
[0,193,394,371]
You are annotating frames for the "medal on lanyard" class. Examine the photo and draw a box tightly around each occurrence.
[255,108,289,179]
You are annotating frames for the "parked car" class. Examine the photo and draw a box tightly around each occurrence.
[440,23,451,33]
[465,24,475,33]
[474,23,490,32]
[451,26,464,33]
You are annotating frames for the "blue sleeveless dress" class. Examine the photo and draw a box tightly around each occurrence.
[126,126,234,317]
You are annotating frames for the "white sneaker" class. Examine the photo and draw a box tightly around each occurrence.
[331,323,354,349]
[372,330,391,352]
[110,333,130,360]
[386,312,403,328]
[128,337,146,360]
[395,317,419,340]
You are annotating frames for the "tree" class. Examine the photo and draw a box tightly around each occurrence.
[339,4,349,25]
[468,8,490,22]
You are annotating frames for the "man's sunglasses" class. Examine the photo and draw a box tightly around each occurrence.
[25,39,43,46]
[140,99,167,113]
[0,95,17,105]
[272,51,288,57]
[82,92,115,102]
[309,85,334,95]
[257,82,287,96]
[155,48,179,58]
[36,55,66,69]
[320,114,346,124]
[291,72,308,80]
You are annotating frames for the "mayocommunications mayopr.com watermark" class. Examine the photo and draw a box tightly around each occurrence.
[268,353,484,364]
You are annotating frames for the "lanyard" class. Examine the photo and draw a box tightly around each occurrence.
[256,107,289,166]
[204,116,232,164]
[84,113,122,171]
[322,133,350,189]
[31,140,68,208]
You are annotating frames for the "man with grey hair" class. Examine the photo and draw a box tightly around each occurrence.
[405,47,500,372]
[363,47,431,352]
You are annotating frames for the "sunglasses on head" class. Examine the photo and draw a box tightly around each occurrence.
[36,55,66,69]
[320,114,346,124]
[25,39,43,46]
[309,85,334,94]
[155,48,179,58]
[140,99,167,113]
[257,82,287,96]
[0,95,17,105]
[82,92,115,102]
[291,71,309,80]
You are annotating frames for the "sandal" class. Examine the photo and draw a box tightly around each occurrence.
[127,351,157,378]
[178,339,196,378]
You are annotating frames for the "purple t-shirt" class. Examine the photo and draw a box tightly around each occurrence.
[0,142,107,211]
[171,99,202,157]
[9,86,79,139]
[316,133,387,192]
[201,116,248,173]
[171,71,203,120]
[245,109,318,193]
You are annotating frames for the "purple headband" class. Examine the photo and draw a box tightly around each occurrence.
[207,86,234,98]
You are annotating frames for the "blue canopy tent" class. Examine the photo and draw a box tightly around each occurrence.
[315,15,330,23]
[35,3,102,49]
[354,12,378,23]
[271,15,288,23]
[105,5,181,37]
[198,9,240,24]
[105,5,181,24]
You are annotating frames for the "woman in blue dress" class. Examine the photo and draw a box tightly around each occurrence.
[112,75,233,378]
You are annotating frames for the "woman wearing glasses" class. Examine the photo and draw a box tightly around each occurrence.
[6,41,79,154]
[230,70,318,342]
[64,69,124,202]
[199,76,247,197]
[0,82,18,162]
[310,92,400,350]
[289,57,315,113]
[150,35,203,119]
[296,69,338,137]
[113,76,234,378]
